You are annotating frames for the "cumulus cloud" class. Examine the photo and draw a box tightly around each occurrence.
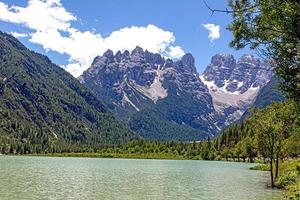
[167,46,185,59]
[202,23,220,43]
[0,0,185,77]
[10,32,28,38]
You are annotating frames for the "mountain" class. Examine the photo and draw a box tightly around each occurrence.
[239,76,285,120]
[0,32,134,153]
[200,54,273,126]
[80,49,275,141]
[79,47,218,141]
[251,76,284,108]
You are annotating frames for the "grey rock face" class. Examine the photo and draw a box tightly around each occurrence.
[201,54,273,126]
[79,47,219,139]
[177,53,197,73]
[79,49,273,140]
[202,54,272,93]
[203,54,236,88]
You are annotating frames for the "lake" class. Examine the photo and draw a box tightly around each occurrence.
[0,156,281,200]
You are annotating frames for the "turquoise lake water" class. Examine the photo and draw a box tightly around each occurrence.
[0,156,281,200]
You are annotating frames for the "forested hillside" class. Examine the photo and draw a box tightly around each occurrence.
[0,32,134,154]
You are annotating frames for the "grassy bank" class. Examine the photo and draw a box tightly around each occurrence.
[251,159,300,199]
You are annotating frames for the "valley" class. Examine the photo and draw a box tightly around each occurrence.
[0,0,299,199]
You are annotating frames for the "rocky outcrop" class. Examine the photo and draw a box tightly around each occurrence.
[79,48,273,140]
[201,54,273,126]
[79,47,218,140]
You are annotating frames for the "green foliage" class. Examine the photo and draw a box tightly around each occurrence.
[228,0,300,100]
[217,101,299,159]
[250,164,270,171]
[277,159,300,199]
[0,31,135,154]
[251,159,300,199]
[32,139,218,160]
[129,108,209,141]
[217,100,299,196]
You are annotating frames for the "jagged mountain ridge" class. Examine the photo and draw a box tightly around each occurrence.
[79,47,218,141]
[200,54,273,126]
[79,47,273,141]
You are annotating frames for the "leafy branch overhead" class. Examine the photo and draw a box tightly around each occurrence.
[205,0,300,100]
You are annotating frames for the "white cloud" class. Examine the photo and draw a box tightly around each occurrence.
[10,32,28,38]
[167,46,185,58]
[0,0,185,77]
[0,1,76,32]
[101,25,185,59]
[202,23,220,43]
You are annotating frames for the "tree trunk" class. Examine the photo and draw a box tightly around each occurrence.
[248,155,254,163]
[275,152,279,179]
[270,157,274,188]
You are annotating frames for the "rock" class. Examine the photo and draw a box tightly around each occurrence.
[79,49,274,139]
[201,53,273,126]
[79,47,219,139]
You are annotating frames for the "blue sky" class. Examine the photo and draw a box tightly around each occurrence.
[0,0,253,77]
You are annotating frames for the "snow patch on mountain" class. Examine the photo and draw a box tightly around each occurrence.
[200,75,259,112]
[201,54,272,125]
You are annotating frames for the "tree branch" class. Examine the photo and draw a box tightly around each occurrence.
[203,0,232,16]
[203,0,259,16]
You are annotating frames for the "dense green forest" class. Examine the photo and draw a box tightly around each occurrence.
[129,108,209,141]
[217,104,300,199]
[0,31,135,152]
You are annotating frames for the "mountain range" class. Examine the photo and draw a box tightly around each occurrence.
[0,31,284,149]
[200,54,274,126]
[79,47,282,141]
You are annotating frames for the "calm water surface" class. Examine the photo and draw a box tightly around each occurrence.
[0,156,281,200]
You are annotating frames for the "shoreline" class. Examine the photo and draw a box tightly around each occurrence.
[2,152,260,163]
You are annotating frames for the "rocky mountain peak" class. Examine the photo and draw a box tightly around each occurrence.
[115,50,122,61]
[79,48,219,139]
[123,50,130,58]
[238,54,256,62]
[201,53,273,126]
[203,54,236,87]
[131,46,145,57]
[172,53,197,74]
[145,50,164,65]
[211,53,235,64]
[79,49,274,139]
[181,53,196,73]
[103,49,114,58]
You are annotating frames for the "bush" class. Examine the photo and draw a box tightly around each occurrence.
[276,171,298,188]
[296,165,300,172]
[250,164,270,171]
[284,179,300,200]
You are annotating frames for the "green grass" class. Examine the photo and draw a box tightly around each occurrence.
[276,159,300,199]
[251,159,300,200]
[250,164,270,171]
